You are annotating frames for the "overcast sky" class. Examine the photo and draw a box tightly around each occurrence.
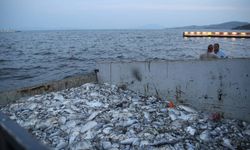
[0,0,250,30]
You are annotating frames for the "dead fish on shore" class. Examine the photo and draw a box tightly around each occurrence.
[1,83,250,150]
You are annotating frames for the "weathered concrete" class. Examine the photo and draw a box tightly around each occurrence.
[97,58,250,121]
[0,72,97,105]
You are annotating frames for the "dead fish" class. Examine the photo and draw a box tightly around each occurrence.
[178,105,197,113]
[143,111,150,119]
[81,121,98,133]
[69,131,79,145]
[83,130,97,140]
[86,100,103,107]
[90,91,99,97]
[186,143,195,150]
[168,108,180,115]
[103,127,113,134]
[70,105,80,112]
[53,93,64,101]
[222,138,235,150]
[199,130,211,142]
[65,120,77,128]
[55,140,68,149]
[140,140,149,147]
[86,111,100,121]
[169,113,178,121]
[149,139,181,146]
[63,109,75,114]
[28,103,37,110]
[243,129,250,136]
[1,83,249,150]
[72,140,92,150]
[120,138,139,145]
[102,141,112,149]
[171,119,185,130]
[122,119,138,127]
[179,112,198,121]
[58,116,67,125]
[186,126,196,136]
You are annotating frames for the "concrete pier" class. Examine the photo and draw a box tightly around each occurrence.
[97,58,250,121]
[183,31,250,38]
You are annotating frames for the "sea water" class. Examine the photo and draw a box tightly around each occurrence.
[0,29,250,91]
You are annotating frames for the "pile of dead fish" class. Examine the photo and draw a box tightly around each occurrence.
[1,83,250,150]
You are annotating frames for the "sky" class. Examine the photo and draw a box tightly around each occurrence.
[0,0,250,30]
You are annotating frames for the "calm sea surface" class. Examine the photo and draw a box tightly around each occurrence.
[0,29,250,91]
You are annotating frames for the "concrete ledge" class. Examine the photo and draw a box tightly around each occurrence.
[97,58,250,121]
[0,72,97,105]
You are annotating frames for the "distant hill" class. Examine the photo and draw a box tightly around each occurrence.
[172,21,249,29]
[232,24,250,30]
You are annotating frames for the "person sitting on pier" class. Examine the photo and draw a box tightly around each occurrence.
[214,43,226,58]
[200,44,218,60]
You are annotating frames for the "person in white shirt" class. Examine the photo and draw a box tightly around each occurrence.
[200,44,218,60]
[214,43,227,58]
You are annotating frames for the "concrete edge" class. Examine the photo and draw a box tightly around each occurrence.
[0,72,97,105]
[96,57,250,64]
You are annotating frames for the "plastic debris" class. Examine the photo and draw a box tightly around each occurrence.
[168,101,175,108]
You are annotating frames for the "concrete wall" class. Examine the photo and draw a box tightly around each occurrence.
[0,72,97,105]
[97,58,250,121]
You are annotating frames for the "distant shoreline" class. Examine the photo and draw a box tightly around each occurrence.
[0,30,21,33]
